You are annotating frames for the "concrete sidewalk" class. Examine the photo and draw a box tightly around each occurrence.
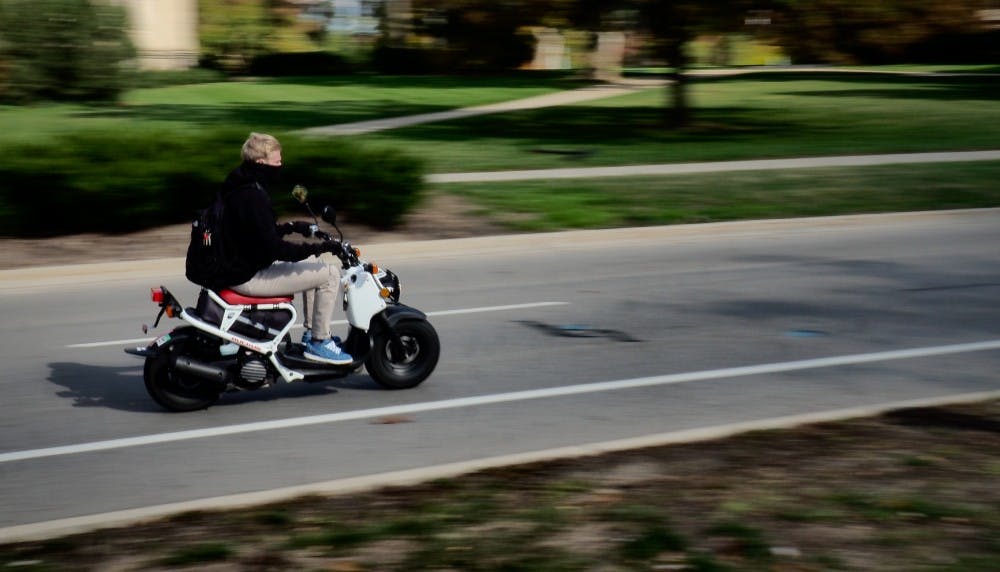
[298,82,659,136]
[428,150,1000,183]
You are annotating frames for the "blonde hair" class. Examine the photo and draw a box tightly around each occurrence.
[241,132,282,162]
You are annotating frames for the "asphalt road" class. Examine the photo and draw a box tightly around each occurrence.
[1,210,999,540]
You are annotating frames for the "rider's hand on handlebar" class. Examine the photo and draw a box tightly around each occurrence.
[315,240,343,256]
[281,221,319,238]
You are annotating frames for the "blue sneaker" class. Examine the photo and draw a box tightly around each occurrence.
[302,329,340,346]
[304,338,353,365]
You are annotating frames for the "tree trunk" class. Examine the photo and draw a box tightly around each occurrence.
[664,40,690,127]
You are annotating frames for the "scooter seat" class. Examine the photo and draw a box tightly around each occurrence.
[218,289,294,305]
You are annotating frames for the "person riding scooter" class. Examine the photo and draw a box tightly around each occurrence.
[211,132,352,365]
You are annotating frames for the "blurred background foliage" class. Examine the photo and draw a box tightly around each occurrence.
[0,130,424,236]
[0,0,135,103]
[0,0,997,237]
[4,0,995,103]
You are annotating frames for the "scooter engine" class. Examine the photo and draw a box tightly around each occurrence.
[236,353,271,389]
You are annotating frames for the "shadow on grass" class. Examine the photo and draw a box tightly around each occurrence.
[249,72,585,90]
[72,100,452,130]
[78,100,805,150]
[699,70,1000,102]
[73,71,1000,144]
[384,104,802,146]
[74,73,587,129]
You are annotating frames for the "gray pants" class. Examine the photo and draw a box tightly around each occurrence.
[231,255,340,340]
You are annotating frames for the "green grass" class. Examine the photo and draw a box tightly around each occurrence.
[440,161,1000,232]
[0,74,579,146]
[3,71,998,171]
[2,69,999,236]
[355,72,1000,172]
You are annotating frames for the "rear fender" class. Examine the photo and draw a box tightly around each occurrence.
[124,326,200,359]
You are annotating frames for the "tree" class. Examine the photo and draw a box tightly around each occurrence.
[770,0,995,64]
[0,0,134,103]
[199,0,272,72]
[394,0,544,72]
[565,0,742,127]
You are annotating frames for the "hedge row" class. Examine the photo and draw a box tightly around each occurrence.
[0,131,424,237]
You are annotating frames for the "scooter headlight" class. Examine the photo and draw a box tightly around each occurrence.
[379,270,401,303]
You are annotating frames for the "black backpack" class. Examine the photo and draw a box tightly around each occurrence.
[184,192,230,290]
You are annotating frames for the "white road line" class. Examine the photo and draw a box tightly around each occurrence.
[4,389,997,543]
[6,338,1000,464]
[67,301,569,348]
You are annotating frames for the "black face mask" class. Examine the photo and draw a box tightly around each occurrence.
[245,161,282,186]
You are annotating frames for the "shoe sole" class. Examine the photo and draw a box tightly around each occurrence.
[303,351,353,366]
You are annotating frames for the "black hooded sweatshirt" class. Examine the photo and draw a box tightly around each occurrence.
[216,161,323,286]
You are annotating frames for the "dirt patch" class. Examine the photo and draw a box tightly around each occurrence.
[2,399,997,571]
[0,193,507,271]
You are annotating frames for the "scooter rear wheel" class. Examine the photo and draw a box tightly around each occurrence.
[144,331,222,412]
[366,319,439,389]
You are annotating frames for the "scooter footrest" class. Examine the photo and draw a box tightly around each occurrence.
[124,346,157,358]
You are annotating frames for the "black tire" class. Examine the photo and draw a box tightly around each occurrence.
[144,330,222,412]
[366,319,440,389]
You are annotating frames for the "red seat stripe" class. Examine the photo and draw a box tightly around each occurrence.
[218,289,293,305]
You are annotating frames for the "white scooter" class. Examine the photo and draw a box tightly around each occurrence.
[125,191,439,412]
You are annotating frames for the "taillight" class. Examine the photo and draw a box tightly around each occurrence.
[151,287,165,304]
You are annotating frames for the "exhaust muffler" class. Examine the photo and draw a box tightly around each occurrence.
[172,355,231,387]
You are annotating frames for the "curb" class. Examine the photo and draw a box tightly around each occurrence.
[2,208,998,292]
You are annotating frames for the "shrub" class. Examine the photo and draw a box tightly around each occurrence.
[248,51,355,76]
[0,0,135,103]
[284,137,425,229]
[0,131,424,237]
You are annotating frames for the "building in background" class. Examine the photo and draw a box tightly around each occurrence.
[118,0,199,70]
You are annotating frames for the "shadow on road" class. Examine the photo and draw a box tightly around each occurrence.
[516,320,642,343]
[47,362,381,413]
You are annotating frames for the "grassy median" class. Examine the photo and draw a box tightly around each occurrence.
[439,161,1000,232]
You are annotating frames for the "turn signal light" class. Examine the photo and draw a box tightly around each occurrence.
[165,305,177,318]
[353,247,361,257]
[151,287,165,303]
[380,287,391,299]
[370,263,380,274]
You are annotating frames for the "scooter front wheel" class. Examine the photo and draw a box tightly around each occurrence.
[366,319,440,389]
[144,331,222,412]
